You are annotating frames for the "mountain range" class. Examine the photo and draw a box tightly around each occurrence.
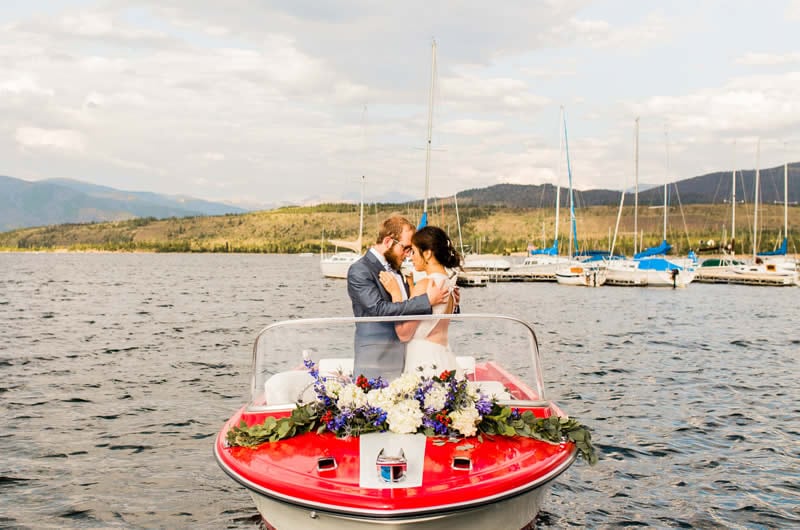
[1,162,797,231]
[452,162,799,209]
[0,176,248,231]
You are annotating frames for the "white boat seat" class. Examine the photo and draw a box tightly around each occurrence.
[455,356,475,375]
[265,371,316,405]
[470,380,512,400]
[318,358,354,378]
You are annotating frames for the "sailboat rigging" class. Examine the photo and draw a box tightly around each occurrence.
[319,175,366,279]
[554,109,607,287]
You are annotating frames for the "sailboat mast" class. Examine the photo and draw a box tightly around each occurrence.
[563,110,577,258]
[454,193,465,257]
[784,155,789,243]
[753,139,760,258]
[634,117,639,254]
[731,141,737,255]
[554,106,563,248]
[663,129,669,242]
[423,39,437,216]
[358,175,365,252]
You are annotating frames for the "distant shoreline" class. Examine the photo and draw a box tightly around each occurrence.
[3,248,798,261]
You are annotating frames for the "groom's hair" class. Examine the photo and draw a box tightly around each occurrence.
[376,215,414,244]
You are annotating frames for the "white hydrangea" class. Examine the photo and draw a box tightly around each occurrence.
[388,372,421,397]
[449,406,481,437]
[324,379,343,398]
[366,387,395,411]
[386,399,424,434]
[336,383,367,409]
[423,383,448,411]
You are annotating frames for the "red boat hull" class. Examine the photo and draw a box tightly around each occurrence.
[216,404,576,527]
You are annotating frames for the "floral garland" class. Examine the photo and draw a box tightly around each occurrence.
[226,358,597,465]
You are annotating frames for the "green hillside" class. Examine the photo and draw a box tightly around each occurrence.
[1,202,797,256]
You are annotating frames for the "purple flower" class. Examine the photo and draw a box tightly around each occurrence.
[476,395,493,415]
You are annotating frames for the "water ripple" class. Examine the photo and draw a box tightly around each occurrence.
[1,253,797,529]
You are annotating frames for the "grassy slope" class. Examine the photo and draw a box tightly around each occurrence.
[1,203,798,256]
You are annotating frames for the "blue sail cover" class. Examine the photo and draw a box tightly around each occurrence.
[758,237,787,256]
[529,241,558,256]
[417,211,428,230]
[634,239,672,259]
[636,257,683,271]
[578,250,625,262]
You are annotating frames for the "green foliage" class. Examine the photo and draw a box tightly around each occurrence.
[226,403,598,466]
[226,404,321,447]
[478,406,597,465]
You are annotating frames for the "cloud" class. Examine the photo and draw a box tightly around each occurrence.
[0,74,54,96]
[631,71,800,137]
[787,0,800,21]
[15,127,85,152]
[1,1,797,204]
[556,11,676,51]
[438,119,505,136]
[736,52,800,66]
[441,74,550,113]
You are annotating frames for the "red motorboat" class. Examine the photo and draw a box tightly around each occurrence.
[215,314,595,529]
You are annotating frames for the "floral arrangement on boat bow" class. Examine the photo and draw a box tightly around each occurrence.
[227,357,597,465]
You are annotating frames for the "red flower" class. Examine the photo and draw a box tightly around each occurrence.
[439,370,452,381]
[321,410,333,424]
[435,410,451,425]
[356,375,371,391]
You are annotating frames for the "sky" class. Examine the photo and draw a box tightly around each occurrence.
[2,1,799,208]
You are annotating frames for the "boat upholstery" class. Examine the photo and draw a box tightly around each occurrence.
[264,356,509,406]
[264,371,316,405]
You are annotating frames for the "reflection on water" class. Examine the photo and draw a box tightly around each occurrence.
[1,253,798,528]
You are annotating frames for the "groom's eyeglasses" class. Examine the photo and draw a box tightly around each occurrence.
[391,238,413,254]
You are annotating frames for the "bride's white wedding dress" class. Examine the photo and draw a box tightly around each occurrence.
[404,272,458,377]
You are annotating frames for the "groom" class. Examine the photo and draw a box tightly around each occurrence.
[347,215,450,380]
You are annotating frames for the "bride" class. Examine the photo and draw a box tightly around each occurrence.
[379,225,462,377]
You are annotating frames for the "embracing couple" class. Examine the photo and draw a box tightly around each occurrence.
[347,215,462,381]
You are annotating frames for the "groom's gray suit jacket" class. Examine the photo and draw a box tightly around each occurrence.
[347,251,432,380]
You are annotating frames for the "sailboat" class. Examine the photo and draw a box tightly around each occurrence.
[554,109,607,287]
[696,141,797,285]
[404,40,490,285]
[695,147,749,281]
[320,175,365,279]
[510,106,571,281]
[756,154,798,274]
[605,122,695,287]
[728,141,798,285]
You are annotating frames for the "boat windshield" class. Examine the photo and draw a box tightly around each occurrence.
[247,314,545,412]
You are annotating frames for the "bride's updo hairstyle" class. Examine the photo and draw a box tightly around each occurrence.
[412,226,462,270]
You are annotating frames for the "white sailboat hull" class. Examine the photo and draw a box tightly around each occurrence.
[696,256,798,286]
[320,253,360,279]
[605,262,695,287]
[555,263,607,287]
[462,256,512,272]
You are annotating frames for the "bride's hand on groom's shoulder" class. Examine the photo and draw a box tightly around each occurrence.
[425,279,449,306]
[379,271,401,299]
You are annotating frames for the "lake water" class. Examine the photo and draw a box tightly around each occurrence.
[1,253,798,529]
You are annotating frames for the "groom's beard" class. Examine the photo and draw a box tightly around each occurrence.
[383,248,404,272]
